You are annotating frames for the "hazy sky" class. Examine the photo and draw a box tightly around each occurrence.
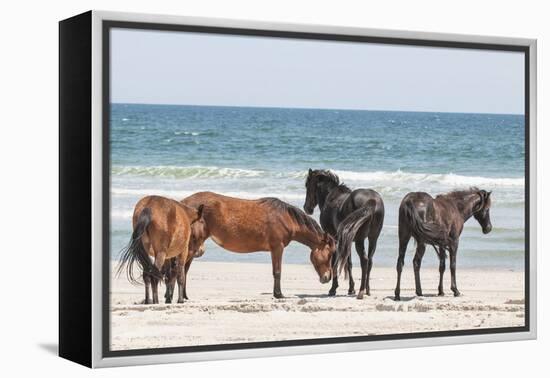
[111,28,525,114]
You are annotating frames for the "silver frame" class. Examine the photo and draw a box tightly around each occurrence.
[90,10,537,368]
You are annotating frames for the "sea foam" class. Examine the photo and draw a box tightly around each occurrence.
[112,165,524,188]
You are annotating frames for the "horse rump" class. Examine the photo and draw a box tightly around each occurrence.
[116,207,162,284]
[400,200,449,250]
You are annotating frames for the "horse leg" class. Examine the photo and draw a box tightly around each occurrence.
[182,257,193,300]
[355,240,368,299]
[143,243,154,304]
[175,261,186,303]
[328,254,339,296]
[365,237,378,297]
[152,252,166,304]
[449,244,460,297]
[413,243,426,296]
[143,271,152,304]
[347,255,355,295]
[437,247,446,296]
[394,229,411,301]
[151,276,160,304]
[164,261,177,304]
[271,245,284,299]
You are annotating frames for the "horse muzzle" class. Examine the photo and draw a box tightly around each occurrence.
[194,244,206,258]
[483,225,492,234]
[320,272,331,284]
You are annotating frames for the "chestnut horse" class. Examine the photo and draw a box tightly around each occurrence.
[117,195,205,304]
[394,188,493,300]
[181,192,336,298]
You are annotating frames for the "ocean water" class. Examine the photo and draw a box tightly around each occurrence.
[110,104,525,270]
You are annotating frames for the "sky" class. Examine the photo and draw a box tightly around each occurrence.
[110,28,525,114]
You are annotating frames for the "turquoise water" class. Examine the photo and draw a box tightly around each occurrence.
[110,103,525,270]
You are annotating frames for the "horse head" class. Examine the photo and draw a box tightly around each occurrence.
[310,232,336,284]
[303,169,319,214]
[304,169,340,215]
[473,190,493,234]
[189,204,209,257]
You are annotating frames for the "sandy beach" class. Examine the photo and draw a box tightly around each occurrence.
[110,261,525,351]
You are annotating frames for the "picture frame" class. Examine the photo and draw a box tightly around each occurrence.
[59,10,537,368]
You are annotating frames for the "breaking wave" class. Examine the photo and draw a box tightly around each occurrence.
[112,165,524,188]
[112,165,264,179]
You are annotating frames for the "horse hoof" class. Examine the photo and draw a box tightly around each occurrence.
[274,293,285,299]
[356,291,365,300]
[142,299,153,305]
[438,292,445,297]
[453,291,461,297]
[348,289,356,295]
[394,295,401,301]
[165,299,172,304]
[177,299,185,304]
[328,290,337,296]
[416,292,423,297]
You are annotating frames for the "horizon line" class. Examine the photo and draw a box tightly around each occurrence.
[111,101,524,116]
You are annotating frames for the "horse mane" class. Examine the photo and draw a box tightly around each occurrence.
[311,169,351,193]
[258,197,323,235]
[437,187,480,199]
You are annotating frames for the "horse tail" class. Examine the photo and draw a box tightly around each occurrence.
[401,201,449,250]
[116,208,162,284]
[335,206,375,278]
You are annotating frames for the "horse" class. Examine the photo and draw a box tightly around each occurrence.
[394,188,493,300]
[304,169,385,299]
[117,195,205,304]
[181,191,336,298]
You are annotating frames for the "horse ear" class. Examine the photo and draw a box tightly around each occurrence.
[481,190,492,200]
[308,168,312,176]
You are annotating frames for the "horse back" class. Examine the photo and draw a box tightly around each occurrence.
[181,191,277,252]
[400,192,463,237]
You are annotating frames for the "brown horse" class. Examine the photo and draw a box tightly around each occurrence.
[181,192,336,298]
[394,188,493,300]
[117,195,205,304]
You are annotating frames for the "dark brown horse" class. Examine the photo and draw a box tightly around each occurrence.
[304,169,385,299]
[394,188,493,300]
[182,191,336,298]
[117,195,205,304]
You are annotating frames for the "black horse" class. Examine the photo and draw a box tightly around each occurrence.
[394,188,493,300]
[304,169,385,299]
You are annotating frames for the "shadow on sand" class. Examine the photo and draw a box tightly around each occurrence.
[259,292,355,299]
[384,293,441,302]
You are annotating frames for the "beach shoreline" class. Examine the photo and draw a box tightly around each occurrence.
[110,261,525,351]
